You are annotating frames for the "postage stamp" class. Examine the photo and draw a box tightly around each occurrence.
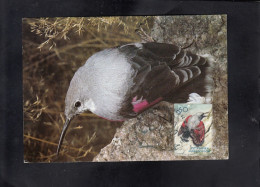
[174,103,213,156]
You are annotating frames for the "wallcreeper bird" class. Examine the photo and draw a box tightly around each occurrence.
[56,42,213,155]
[178,112,207,146]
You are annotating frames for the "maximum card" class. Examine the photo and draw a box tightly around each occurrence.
[23,15,228,162]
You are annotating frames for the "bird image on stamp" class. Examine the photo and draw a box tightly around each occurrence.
[174,103,213,156]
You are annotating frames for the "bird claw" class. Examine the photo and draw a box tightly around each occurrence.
[151,104,173,122]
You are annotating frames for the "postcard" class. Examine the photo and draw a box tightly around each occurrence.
[23,15,228,162]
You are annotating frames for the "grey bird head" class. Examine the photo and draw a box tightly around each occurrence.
[56,48,131,155]
[56,67,96,155]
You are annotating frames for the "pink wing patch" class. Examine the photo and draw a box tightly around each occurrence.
[132,96,162,113]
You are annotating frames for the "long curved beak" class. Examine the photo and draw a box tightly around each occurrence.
[56,118,72,155]
[201,113,208,119]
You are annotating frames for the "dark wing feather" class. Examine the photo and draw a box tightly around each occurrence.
[118,42,210,118]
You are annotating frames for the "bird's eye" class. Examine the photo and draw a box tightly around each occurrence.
[74,101,81,108]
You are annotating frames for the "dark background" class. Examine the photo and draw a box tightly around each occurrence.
[1,1,259,186]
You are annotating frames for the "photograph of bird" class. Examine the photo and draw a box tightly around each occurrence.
[57,42,213,154]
